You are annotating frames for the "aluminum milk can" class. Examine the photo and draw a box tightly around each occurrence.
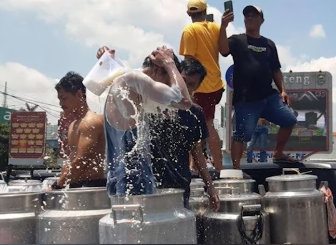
[36,187,111,244]
[259,169,329,244]
[0,192,41,244]
[99,189,197,244]
[202,187,270,244]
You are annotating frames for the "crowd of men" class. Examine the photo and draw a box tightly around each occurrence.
[51,0,299,210]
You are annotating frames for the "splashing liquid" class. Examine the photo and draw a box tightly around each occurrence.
[103,68,200,199]
[104,69,183,196]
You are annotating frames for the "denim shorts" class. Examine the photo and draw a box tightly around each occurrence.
[233,93,297,142]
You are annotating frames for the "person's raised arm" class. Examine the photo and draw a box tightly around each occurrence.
[96,46,115,59]
[150,47,192,108]
[218,10,234,57]
[119,70,191,110]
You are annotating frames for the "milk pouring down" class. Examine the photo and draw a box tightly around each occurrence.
[83,50,127,96]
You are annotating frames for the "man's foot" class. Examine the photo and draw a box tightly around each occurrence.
[273,155,300,164]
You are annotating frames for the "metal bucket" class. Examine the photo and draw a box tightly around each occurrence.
[36,187,111,244]
[260,168,328,244]
[0,192,42,244]
[99,188,197,244]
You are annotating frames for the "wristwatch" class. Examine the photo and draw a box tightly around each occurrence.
[51,181,63,190]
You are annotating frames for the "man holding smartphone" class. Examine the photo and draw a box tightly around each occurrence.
[179,0,224,172]
[218,5,298,169]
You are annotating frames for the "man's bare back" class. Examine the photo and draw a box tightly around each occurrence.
[66,110,105,183]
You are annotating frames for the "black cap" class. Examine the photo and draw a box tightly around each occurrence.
[243,5,264,19]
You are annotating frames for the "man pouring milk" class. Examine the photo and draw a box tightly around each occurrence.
[84,46,192,196]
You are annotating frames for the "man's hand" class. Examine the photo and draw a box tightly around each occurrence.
[149,46,174,67]
[221,9,234,28]
[207,186,220,211]
[56,164,70,187]
[96,46,115,59]
[281,91,290,106]
[50,181,63,190]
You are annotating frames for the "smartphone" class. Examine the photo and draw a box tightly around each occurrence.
[224,0,233,13]
[206,14,214,22]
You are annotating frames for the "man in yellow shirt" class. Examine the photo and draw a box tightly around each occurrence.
[179,0,225,171]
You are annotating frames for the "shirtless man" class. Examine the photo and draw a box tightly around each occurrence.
[51,71,106,189]
[102,46,192,196]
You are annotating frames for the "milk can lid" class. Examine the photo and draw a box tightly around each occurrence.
[214,179,255,184]
[266,174,317,182]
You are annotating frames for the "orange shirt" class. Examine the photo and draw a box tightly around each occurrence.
[179,21,225,94]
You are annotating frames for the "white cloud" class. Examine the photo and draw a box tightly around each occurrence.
[0,62,61,124]
[309,24,326,38]
[0,0,241,68]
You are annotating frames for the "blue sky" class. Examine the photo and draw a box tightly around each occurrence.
[0,0,335,127]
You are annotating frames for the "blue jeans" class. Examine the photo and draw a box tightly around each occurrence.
[246,125,268,163]
[233,93,297,142]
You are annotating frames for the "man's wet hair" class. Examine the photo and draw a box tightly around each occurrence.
[55,71,86,98]
[142,53,182,73]
[181,58,207,84]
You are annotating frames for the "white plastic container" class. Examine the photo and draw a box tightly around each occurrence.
[220,169,243,179]
[83,51,127,96]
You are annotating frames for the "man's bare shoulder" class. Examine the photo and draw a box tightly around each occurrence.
[79,111,104,132]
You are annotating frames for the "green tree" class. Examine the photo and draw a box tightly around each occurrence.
[0,123,10,171]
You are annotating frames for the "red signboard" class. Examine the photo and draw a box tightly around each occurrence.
[9,112,47,159]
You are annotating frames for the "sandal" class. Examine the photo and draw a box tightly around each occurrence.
[273,155,300,164]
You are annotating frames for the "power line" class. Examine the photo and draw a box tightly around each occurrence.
[0,90,61,120]
[0,91,61,112]
[0,83,60,109]
[0,82,59,108]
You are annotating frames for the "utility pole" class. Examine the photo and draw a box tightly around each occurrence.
[2,81,8,108]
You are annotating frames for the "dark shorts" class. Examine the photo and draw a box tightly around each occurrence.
[193,88,224,120]
[70,179,107,188]
[233,93,297,142]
